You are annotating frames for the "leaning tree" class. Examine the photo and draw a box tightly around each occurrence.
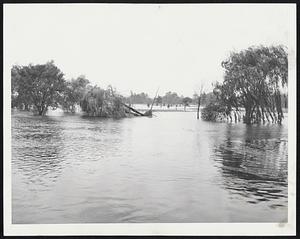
[219,45,288,124]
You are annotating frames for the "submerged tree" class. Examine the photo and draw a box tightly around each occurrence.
[80,85,127,118]
[217,45,288,124]
[11,61,66,115]
[201,102,228,121]
[62,75,90,113]
[196,84,205,119]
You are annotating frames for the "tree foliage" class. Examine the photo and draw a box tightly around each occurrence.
[182,97,193,106]
[126,92,152,104]
[209,45,288,124]
[155,96,163,106]
[162,91,182,105]
[11,61,66,115]
[201,102,228,121]
[80,86,127,118]
[193,92,217,106]
[61,76,90,112]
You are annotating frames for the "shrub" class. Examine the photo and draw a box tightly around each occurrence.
[201,102,227,121]
[80,86,127,118]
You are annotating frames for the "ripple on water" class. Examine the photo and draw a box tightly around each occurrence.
[11,111,288,223]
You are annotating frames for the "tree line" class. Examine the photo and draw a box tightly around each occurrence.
[12,45,288,123]
[125,91,211,108]
[11,61,126,117]
[11,61,199,117]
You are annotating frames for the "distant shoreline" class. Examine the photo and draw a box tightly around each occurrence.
[132,104,288,114]
[132,104,199,113]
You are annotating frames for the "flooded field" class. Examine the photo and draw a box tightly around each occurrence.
[11,110,288,223]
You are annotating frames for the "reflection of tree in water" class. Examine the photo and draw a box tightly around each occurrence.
[213,124,288,206]
[12,115,65,185]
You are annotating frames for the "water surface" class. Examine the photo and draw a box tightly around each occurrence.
[12,110,288,223]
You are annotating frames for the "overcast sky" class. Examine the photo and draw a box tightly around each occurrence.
[4,4,295,97]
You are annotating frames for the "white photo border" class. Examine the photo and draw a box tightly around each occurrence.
[3,3,297,236]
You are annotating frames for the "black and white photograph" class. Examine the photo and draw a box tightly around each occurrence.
[3,3,296,236]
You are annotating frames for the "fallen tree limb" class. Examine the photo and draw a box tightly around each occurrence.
[121,103,145,116]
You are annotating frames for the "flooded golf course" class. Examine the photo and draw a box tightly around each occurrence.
[11,110,288,223]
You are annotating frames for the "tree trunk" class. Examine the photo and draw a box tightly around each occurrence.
[38,105,48,116]
[244,105,252,124]
[197,96,201,119]
[276,93,283,124]
[71,105,76,113]
[261,107,265,124]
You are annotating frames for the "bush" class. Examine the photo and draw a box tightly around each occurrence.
[201,102,227,121]
[80,86,127,118]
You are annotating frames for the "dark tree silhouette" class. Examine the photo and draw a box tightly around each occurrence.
[217,45,288,124]
[11,61,66,115]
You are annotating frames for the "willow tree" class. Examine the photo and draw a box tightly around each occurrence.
[219,45,288,124]
[80,85,127,118]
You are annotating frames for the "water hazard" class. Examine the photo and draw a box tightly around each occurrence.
[11,110,288,223]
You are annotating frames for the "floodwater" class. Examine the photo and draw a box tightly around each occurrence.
[11,110,288,223]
